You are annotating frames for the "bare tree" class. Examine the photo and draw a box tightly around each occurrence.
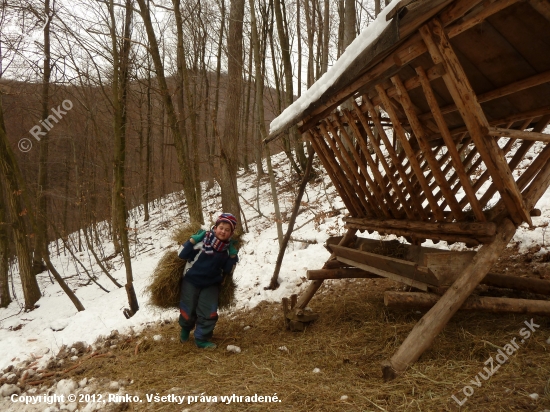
[219,0,245,224]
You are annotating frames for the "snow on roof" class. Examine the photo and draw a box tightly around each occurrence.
[268,3,398,139]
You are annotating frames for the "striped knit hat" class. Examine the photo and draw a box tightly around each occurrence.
[215,213,237,232]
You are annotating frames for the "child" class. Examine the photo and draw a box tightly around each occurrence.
[177,213,239,348]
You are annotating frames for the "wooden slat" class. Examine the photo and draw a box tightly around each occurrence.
[318,122,381,217]
[375,84,446,221]
[391,74,465,220]
[530,0,550,21]
[421,70,550,122]
[329,114,399,217]
[446,0,522,38]
[419,18,532,226]
[477,116,550,208]
[344,223,486,245]
[487,126,550,142]
[361,95,429,220]
[329,244,440,286]
[307,268,379,280]
[350,103,418,219]
[344,216,496,236]
[308,130,364,216]
[336,257,429,291]
[416,66,485,221]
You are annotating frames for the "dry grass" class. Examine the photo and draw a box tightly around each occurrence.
[58,277,549,411]
[147,222,237,310]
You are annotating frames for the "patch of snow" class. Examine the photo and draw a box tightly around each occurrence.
[226,345,241,354]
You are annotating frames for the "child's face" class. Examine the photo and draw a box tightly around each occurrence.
[214,222,232,241]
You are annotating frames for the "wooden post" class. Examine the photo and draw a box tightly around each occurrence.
[384,291,550,315]
[267,144,315,290]
[294,229,357,310]
[382,218,517,380]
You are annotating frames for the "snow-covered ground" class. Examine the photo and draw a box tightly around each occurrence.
[1,147,549,409]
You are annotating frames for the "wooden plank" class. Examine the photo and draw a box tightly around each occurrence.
[420,70,550,122]
[477,116,550,209]
[424,251,476,285]
[529,0,550,22]
[319,122,381,217]
[375,84,446,221]
[391,74,465,220]
[344,217,496,236]
[339,109,405,218]
[384,291,550,315]
[307,130,363,216]
[330,244,441,286]
[360,95,429,220]
[336,257,430,291]
[416,66,490,221]
[382,218,517,379]
[420,19,532,226]
[487,126,550,142]
[307,268,380,280]
[295,229,358,311]
[483,273,550,295]
[329,115,398,217]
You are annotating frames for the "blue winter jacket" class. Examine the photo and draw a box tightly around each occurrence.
[178,240,238,288]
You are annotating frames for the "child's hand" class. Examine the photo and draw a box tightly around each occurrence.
[228,239,238,256]
[190,229,207,244]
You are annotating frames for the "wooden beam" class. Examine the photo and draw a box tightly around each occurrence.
[417,65,485,220]
[529,0,550,22]
[319,122,381,217]
[295,229,358,311]
[361,95,429,220]
[487,126,550,142]
[336,257,430,291]
[391,74,465,220]
[376,84,446,221]
[420,19,532,226]
[344,223,486,246]
[384,291,550,315]
[309,129,365,216]
[307,268,380,280]
[344,217,496,237]
[338,110,404,218]
[330,244,440,286]
[328,115,396,217]
[483,273,550,296]
[382,218,516,379]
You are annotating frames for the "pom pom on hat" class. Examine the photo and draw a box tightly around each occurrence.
[216,213,237,232]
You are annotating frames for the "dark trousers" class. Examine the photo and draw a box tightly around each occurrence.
[178,279,219,341]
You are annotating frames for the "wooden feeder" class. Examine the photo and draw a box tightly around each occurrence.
[268,0,550,380]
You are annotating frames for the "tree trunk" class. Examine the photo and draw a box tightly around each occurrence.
[273,0,306,172]
[109,0,136,314]
[220,0,245,224]
[173,0,204,224]
[0,174,11,308]
[0,94,41,309]
[33,0,52,275]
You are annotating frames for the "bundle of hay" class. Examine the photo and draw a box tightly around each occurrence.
[146,251,186,309]
[147,222,237,310]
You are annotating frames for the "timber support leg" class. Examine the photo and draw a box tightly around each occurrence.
[382,219,517,380]
[283,229,357,330]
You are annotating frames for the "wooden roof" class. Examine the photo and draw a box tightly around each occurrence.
[270,0,550,246]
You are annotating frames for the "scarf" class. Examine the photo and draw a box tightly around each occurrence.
[202,229,230,254]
